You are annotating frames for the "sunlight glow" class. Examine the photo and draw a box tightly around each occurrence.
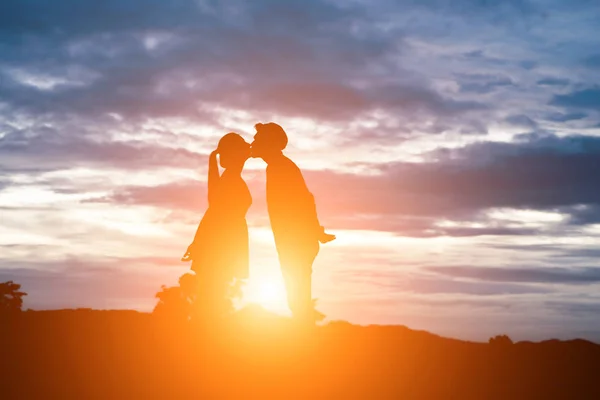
[241,271,290,315]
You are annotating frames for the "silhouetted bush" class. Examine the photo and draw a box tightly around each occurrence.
[0,281,27,313]
[153,273,197,322]
[489,334,513,347]
[153,273,244,323]
[153,271,326,327]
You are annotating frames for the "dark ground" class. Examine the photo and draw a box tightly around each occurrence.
[1,308,599,399]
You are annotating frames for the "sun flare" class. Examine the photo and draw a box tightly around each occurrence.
[241,273,289,314]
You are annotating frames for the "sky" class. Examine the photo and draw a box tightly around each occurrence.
[1,0,600,342]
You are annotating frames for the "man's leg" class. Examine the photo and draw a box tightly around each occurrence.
[280,261,298,317]
[280,243,318,324]
[296,265,313,325]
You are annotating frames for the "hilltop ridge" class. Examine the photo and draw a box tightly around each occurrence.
[1,308,599,399]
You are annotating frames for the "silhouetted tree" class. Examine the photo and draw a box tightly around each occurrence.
[0,281,27,313]
[489,334,513,347]
[153,273,197,322]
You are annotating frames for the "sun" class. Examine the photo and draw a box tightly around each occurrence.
[241,273,289,314]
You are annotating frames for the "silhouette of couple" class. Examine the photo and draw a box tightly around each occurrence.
[181,122,335,324]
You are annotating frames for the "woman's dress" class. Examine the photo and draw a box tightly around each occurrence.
[190,169,252,290]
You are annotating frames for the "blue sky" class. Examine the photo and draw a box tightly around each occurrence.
[1,0,600,341]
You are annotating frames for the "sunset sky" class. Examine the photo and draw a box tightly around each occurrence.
[2,0,600,341]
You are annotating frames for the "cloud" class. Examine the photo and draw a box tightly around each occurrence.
[323,214,540,237]
[88,180,207,212]
[583,54,600,68]
[0,257,186,310]
[0,125,207,173]
[505,114,537,128]
[546,301,600,317]
[0,0,500,137]
[1,0,600,340]
[537,77,570,86]
[426,266,600,285]
[338,269,551,296]
[387,0,540,19]
[488,243,600,260]
[0,0,396,122]
[457,73,515,94]
[545,112,588,122]
[0,179,10,192]
[0,1,181,35]
[564,204,600,226]
[550,87,600,110]
[215,81,487,123]
[88,132,600,236]
[307,133,600,220]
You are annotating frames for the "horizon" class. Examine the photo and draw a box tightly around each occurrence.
[15,306,600,345]
[2,0,600,343]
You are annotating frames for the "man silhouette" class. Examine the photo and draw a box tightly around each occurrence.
[251,122,335,324]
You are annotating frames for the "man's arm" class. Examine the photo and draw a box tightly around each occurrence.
[276,162,334,242]
[304,186,335,243]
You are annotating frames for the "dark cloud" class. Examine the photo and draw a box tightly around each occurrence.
[505,114,537,128]
[0,0,396,122]
[564,204,600,226]
[0,125,207,172]
[390,0,539,19]
[0,0,202,37]
[324,214,538,237]
[88,180,207,212]
[546,301,600,317]
[545,112,588,122]
[306,133,600,221]
[583,54,600,68]
[84,175,270,227]
[338,269,551,296]
[457,73,515,94]
[426,266,600,285]
[214,81,487,122]
[460,50,511,66]
[0,178,10,192]
[0,257,185,310]
[487,243,600,259]
[435,226,538,237]
[92,132,600,236]
[0,270,169,310]
[93,180,542,237]
[555,248,600,259]
[550,87,600,110]
[0,0,499,137]
[518,60,537,70]
[537,77,570,86]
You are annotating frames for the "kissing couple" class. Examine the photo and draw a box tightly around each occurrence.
[181,122,335,324]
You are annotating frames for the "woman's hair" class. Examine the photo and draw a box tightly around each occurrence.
[218,132,246,153]
[217,132,249,169]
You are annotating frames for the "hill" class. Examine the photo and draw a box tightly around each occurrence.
[1,308,599,399]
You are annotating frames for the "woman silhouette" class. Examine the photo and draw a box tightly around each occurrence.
[182,132,252,317]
